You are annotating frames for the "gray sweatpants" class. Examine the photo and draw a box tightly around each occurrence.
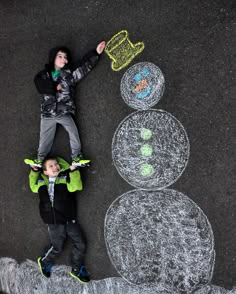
[38,114,81,160]
[42,222,86,269]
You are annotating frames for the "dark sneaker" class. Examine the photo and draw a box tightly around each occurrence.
[72,157,91,167]
[24,158,43,168]
[69,265,90,283]
[37,257,52,278]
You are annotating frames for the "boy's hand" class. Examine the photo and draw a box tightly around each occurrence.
[70,165,77,171]
[30,165,40,171]
[96,41,106,55]
[57,84,62,91]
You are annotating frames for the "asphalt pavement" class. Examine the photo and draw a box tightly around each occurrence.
[0,0,235,289]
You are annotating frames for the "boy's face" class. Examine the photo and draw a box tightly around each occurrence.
[43,159,61,177]
[54,51,68,70]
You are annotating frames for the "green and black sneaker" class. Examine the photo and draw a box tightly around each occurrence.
[69,265,90,284]
[72,156,91,167]
[24,158,43,168]
[37,257,52,278]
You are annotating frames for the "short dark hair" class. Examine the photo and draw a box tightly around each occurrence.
[42,157,58,171]
[48,46,72,65]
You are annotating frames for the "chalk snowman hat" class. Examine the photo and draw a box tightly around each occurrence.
[105,30,145,71]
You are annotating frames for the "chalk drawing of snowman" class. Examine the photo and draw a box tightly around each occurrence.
[104,62,215,293]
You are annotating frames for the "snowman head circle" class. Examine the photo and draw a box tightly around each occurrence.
[120,62,165,110]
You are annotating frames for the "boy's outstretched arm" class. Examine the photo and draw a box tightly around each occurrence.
[72,41,106,83]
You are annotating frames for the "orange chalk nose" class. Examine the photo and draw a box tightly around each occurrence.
[133,79,148,93]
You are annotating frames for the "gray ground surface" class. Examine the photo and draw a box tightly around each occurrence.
[0,0,235,291]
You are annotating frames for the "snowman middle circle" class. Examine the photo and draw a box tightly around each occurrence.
[112,109,190,190]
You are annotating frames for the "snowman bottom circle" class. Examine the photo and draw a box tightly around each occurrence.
[104,189,215,292]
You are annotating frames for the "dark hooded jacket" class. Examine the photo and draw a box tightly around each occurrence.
[34,47,100,117]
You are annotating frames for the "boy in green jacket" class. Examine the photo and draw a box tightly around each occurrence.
[29,156,89,283]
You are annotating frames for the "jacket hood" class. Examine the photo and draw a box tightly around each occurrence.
[56,157,71,171]
[46,46,72,70]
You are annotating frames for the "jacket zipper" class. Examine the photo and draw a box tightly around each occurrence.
[52,202,57,225]
[49,178,57,224]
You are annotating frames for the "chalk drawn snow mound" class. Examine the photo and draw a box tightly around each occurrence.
[0,258,170,294]
[193,285,236,294]
[112,110,190,190]
[104,189,215,293]
[1,259,235,294]
[120,62,165,110]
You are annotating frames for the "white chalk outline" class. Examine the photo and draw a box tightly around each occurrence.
[112,109,190,190]
[104,188,215,290]
[120,62,165,110]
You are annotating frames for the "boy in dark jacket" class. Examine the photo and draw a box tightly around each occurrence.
[25,41,106,168]
[29,156,90,283]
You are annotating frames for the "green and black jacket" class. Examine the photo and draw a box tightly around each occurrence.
[29,157,83,224]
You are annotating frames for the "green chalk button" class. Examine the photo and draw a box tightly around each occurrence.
[140,128,153,140]
[140,144,153,157]
[139,163,155,177]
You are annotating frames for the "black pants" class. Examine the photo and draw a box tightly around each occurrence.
[42,221,86,269]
